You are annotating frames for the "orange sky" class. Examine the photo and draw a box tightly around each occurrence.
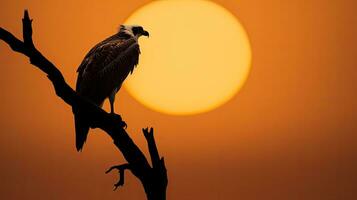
[0,0,356,199]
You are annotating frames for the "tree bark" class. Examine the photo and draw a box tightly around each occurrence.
[0,10,167,200]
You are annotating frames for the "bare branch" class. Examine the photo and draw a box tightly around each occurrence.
[106,163,130,190]
[22,10,34,47]
[0,28,24,52]
[0,10,168,200]
[143,127,161,168]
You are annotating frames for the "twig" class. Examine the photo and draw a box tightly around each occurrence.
[106,163,131,190]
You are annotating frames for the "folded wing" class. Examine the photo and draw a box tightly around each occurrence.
[73,34,140,151]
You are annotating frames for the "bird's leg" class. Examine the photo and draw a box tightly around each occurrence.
[108,89,127,129]
[109,91,116,114]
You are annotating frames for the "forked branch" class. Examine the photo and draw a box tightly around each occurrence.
[0,10,167,200]
[143,127,161,168]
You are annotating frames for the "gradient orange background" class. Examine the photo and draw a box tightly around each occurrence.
[1,0,356,199]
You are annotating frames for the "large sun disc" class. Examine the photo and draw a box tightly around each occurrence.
[124,0,252,115]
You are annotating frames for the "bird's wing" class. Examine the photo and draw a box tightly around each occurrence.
[73,35,140,151]
[76,34,118,90]
[76,35,140,96]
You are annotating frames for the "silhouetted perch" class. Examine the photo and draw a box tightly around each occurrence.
[106,163,131,190]
[0,10,167,200]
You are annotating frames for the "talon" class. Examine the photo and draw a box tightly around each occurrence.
[109,113,126,129]
[110,112,118,117]
[122,121,127,129]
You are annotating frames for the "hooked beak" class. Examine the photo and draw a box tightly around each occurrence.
[142,30,150,37]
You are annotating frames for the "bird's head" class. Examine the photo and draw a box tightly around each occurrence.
[119,25,149,39]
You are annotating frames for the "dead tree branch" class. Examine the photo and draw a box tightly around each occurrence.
[106,163,131,190]
[0,10,167,200]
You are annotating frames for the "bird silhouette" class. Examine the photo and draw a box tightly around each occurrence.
[73,25,149,151]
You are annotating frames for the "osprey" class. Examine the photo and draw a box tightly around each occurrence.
[73,25,149,151]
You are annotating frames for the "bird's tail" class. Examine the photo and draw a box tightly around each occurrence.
[73,111,90,152]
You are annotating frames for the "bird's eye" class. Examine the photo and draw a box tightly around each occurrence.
[132,27,143,35]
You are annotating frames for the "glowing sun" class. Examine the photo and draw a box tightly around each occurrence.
[124,0,251,115]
